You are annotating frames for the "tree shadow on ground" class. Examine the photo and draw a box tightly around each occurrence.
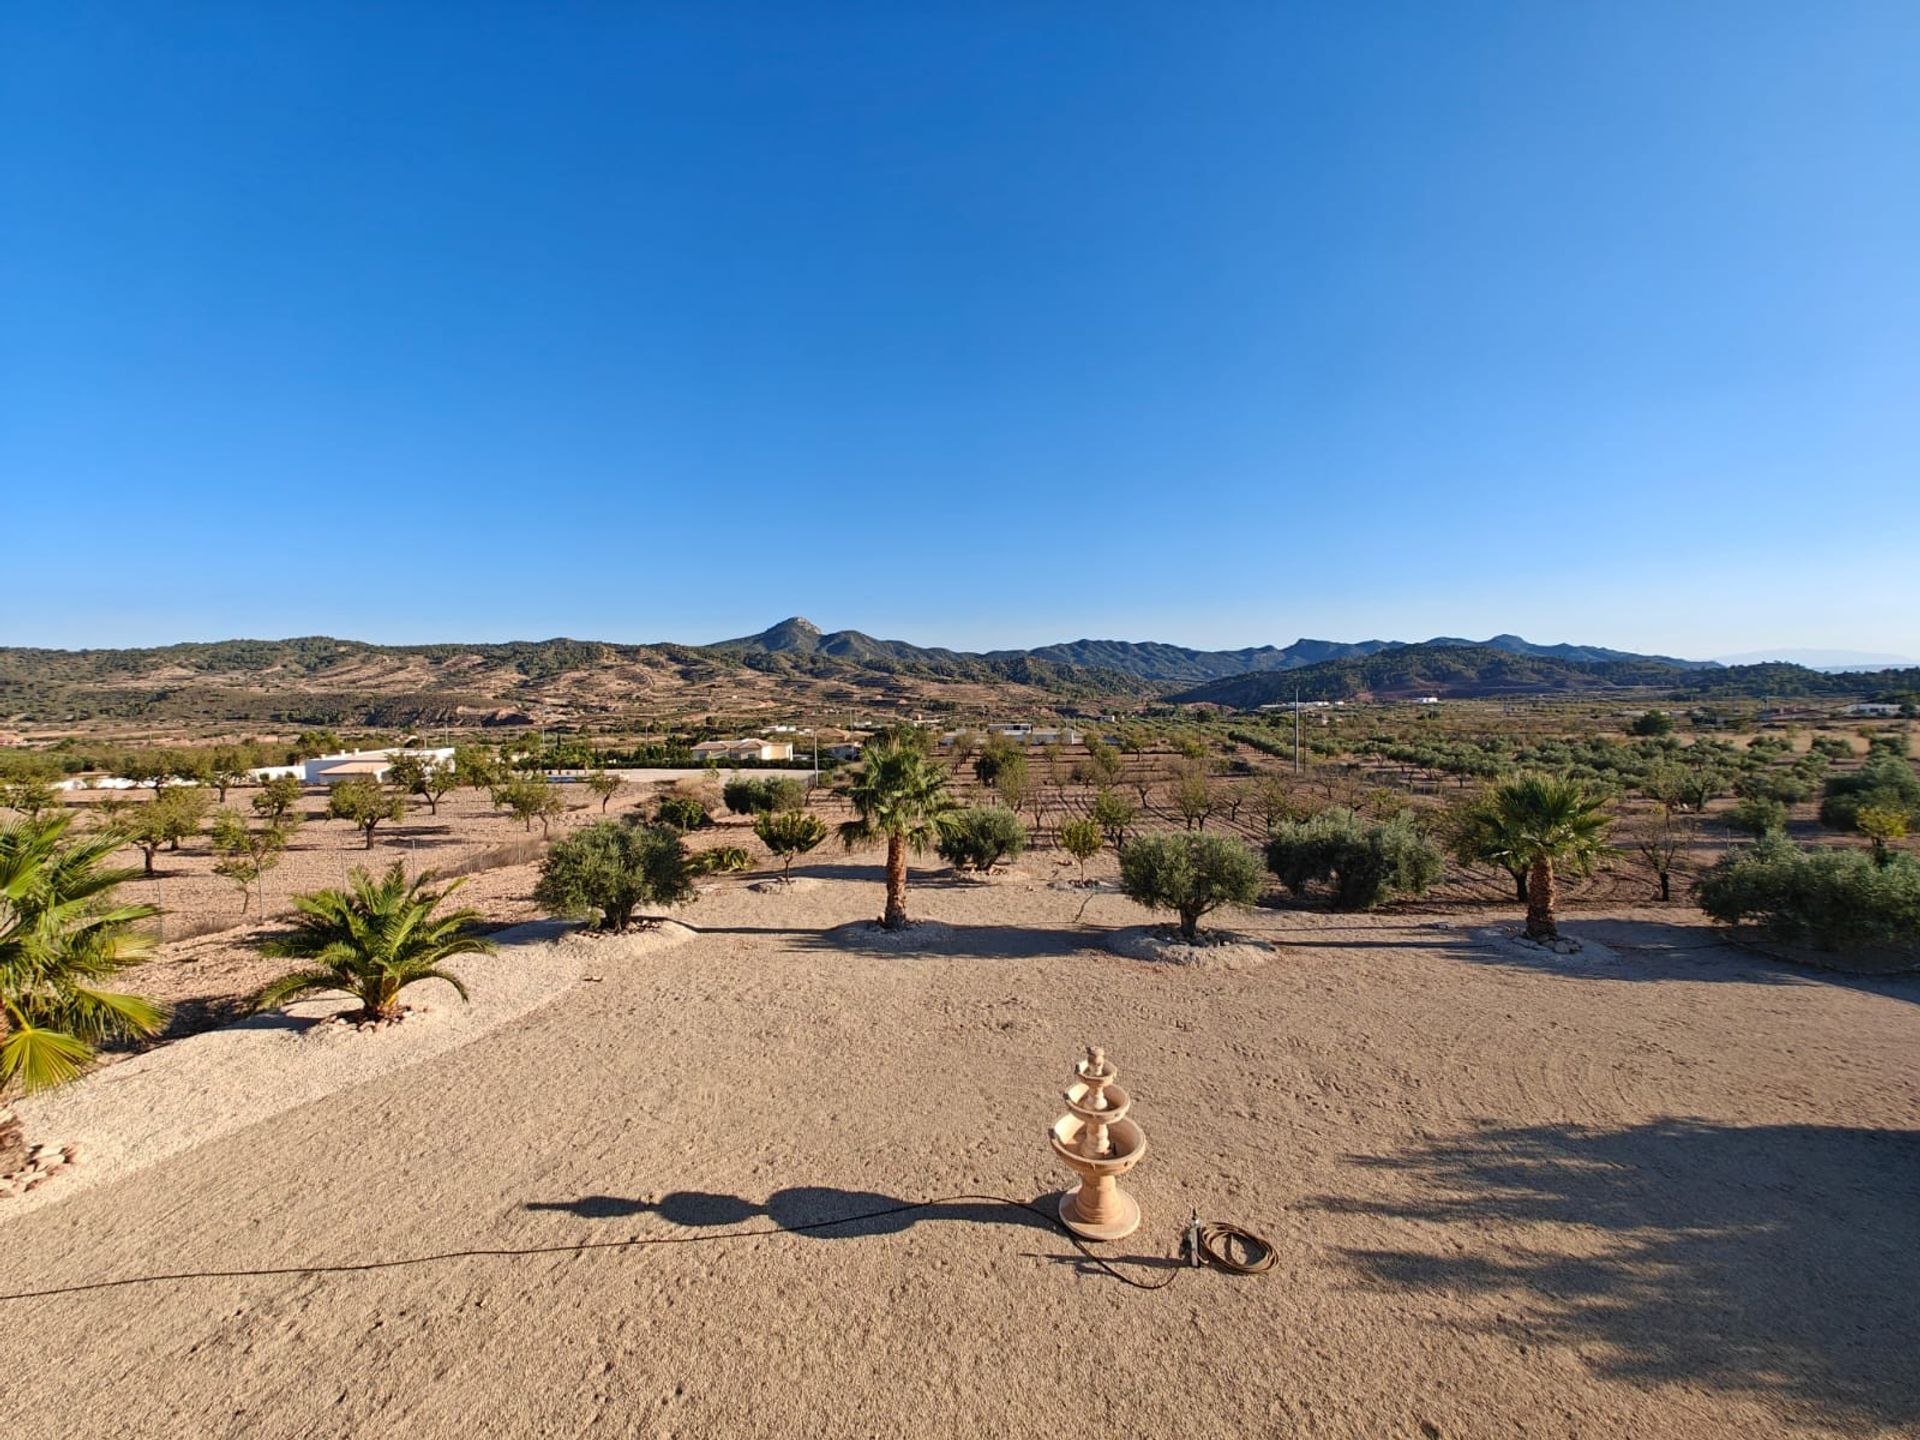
[787,923,1107,960]
[1437,916,1920,1004]
[1309,1119,1920,1428]
[525,1185,1057,1240]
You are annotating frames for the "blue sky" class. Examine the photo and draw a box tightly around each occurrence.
[4,3,1916,659]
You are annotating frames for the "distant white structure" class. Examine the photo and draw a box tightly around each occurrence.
[940,725,1081,747]
[1415,696,1441,705]
[1844,702,1905,717]
[249,747,455,787]
[690,738,795,763]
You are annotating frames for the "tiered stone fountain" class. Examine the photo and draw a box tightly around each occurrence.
[1049,1046,1147,1241]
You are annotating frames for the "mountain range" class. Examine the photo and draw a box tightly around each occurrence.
[1,618,1913,730]
[714,618,1718,685]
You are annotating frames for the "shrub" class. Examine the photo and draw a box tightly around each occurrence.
[723,776,807,815]
[252,773,304,822]
[935,807,1029,872]
[654,793,712,832]
[690,845,752,875]
[1727,794,1788,838]
[1629,710,1676,737]
[533,821,696,931]
[1736,770,1813,806]
[1059,818,1104,879]
[753,808,828,879]
[1091,788,1137,846]
[1696,836,1920,954]
[1264,809,1444,910]
[1118,832,1264,941]
[1819,756,1920,832]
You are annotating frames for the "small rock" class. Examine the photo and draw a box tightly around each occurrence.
[24,1177,47,1192]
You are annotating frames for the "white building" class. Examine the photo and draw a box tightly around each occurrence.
[248,747,456,787]
[1843,703,1905,717]
[690,738,796,763]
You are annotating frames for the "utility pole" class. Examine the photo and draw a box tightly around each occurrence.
[1294,687,1302,775]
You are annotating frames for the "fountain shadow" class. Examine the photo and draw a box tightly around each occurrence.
[525,1185,1058,1240]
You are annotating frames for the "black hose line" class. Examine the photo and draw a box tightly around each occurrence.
[0,1194,1273,1303]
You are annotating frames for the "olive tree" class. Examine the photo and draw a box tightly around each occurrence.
[1118,832,1264,942]
[534,821,695,931]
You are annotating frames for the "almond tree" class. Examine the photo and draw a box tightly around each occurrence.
[328,777,406,849]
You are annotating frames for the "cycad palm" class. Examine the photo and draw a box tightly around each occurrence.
[1486,774,1613,940]
[252,862,495,1022]
[1,815,166,1170]
[838,734,957,929]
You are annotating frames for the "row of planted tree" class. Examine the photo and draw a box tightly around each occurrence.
[5,724,1917,1178]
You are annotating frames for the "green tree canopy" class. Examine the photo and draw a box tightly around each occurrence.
[534,822,696,931]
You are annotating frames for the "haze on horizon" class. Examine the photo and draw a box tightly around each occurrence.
[4,5,1916,659]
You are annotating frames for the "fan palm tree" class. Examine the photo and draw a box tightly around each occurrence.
[251,862,495,1023]
[1,815,166,1172]
[838,733,958,929]
[1484,774,1613,940]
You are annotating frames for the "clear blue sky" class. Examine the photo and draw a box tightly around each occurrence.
[4,3,1916,659]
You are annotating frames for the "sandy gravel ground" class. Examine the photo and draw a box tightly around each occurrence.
[1,854,1916,1440]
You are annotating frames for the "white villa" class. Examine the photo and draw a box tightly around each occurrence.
[690,738,796,763]
[249,747,455,786]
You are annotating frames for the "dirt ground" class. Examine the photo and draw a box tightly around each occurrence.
[2,849,1915,1440]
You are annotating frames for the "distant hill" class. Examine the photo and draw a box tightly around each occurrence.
[3,619,1903,730]
[1426,634,1717,669]
[713,619,1708,685]
[1715,647,1920,672]
[1011,637,1395,684]
[1170,644,1920,708]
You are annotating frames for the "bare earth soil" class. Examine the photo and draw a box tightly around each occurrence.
[1,856,1916,1440]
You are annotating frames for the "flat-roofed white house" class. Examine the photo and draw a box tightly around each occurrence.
[248,747,456,786]
[690,738,796,763]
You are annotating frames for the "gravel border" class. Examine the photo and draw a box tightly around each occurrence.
[1472,925,1621,966]
[3,920,694,1220]
[1105,925,1271,970]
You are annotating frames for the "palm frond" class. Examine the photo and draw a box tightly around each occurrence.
[0,1021,94,1094]
[249,967,351,1014]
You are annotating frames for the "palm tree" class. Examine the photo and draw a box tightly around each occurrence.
[1484,774,1613,941]
[837,733,957,929]
[251,862,495,1023]
[1,815,166,1172]
[1444,789,1532,904]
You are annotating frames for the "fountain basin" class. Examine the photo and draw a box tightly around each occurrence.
[1050,1114,1147,1173]
[1063,1079,1131,1126]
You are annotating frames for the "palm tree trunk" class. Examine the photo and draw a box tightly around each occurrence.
[1525,858,1557,941]
[882,833,908,929]
[1511,867,1529,905]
